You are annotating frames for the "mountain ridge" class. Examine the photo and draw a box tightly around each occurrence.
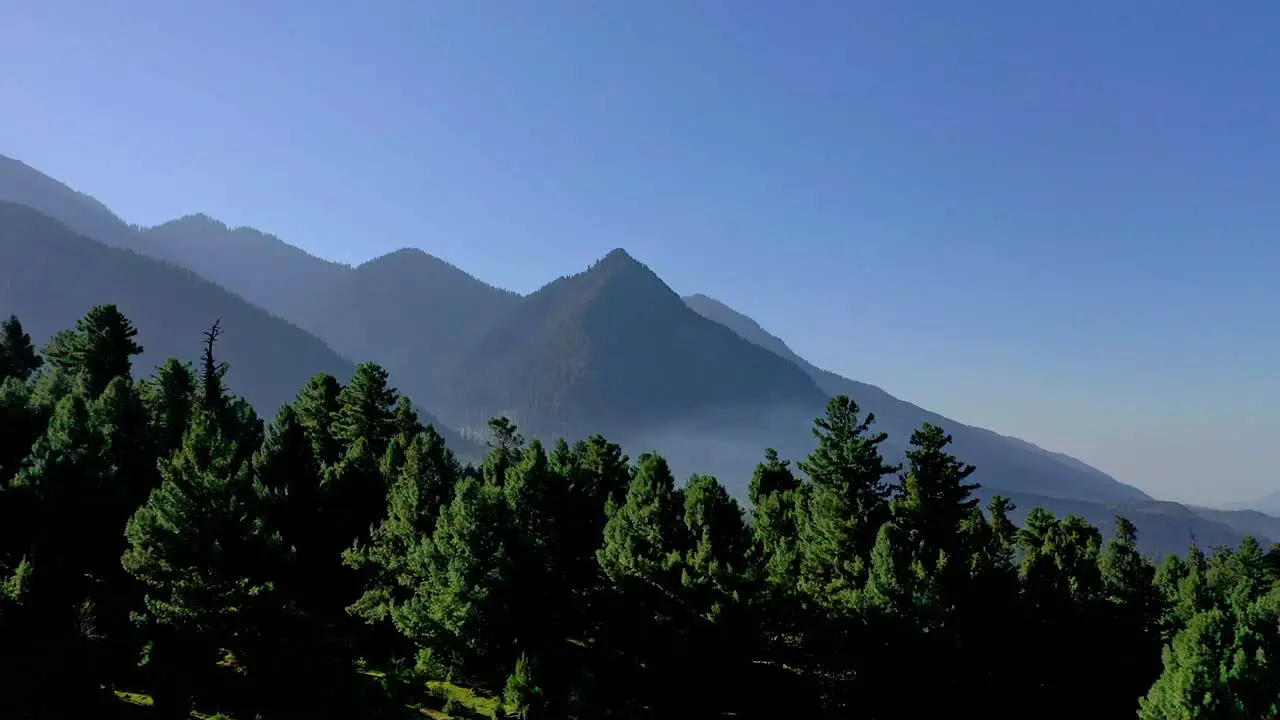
[15,151,1277,549]
[681,292,1150,503]
[442,248,827,440]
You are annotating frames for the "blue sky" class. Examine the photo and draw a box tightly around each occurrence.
[1,0,1277,505]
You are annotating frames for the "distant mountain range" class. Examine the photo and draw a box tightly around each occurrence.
[0,152,1273,556]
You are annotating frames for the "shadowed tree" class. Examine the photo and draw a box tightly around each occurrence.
[44,304,144,398]
[0,315,42,383]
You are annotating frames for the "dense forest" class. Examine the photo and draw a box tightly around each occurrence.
[1,306,1277,719]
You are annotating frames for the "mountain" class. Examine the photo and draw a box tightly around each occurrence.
[6,152,1271,554]
[445,249,827,442]
[1226,491,1280,516]
[0,154,157,254]
[289,247,523,413]
[141,214,352,320]
[0,202,354,415]
[683,293,1149,505]
[0,157,483,457]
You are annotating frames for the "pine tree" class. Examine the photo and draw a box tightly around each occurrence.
[681,473,747,609]
[393,395,426,439]
[748,448,804,589]
[504,653,545,719]
[142,357,197,458]
[330,362,398,459]
[796,395,898,610]
[598,452,685,593]
[412,475,515,682]
[121,407,283,714]
[0,377,39,487]
[253,405,324,595]
[0,314,42,383]
[294,372,345,469]
[43,304,144,398]
[346,426,462,625]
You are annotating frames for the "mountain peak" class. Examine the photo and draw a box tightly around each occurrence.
[601,247,636,263]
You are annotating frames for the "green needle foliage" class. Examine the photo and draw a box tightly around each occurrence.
[0,305,1278,719]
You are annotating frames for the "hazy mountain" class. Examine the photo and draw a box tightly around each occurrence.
[6,152,1271,552]
[0,154,354,322]
[289,247,523,412]
[0,202,481,464]
[0,202,353,415]
[141,214,352,320]
[683,292,1148,503]
[445,249,827,442]
[0,154,158,254]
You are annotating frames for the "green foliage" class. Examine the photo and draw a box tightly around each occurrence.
[0,305,1276,719]
[43,303,143,397]
[0,314,42,382]
[796,394,899,610]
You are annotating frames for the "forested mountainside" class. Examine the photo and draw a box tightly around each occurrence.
[442,248,827,438]
[0,152,1273,557]
[0,202,351,415]
[683,292,1148,504]
[0,154,1158,507]
[2,305,1277,719]
[0,154,153,253]
[0,202,475,458]
[288,247,524,413]
[141,214,352,320]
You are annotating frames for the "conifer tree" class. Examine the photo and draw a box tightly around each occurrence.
[121,405,283,714]
[414,474,515,682]
[598,452,685,593]
[253,405,324,596]
[0,314,42,383]
[142,357,197,458]
[0,377,39,487]
[44,304,144,398]
[4,392,112,711]
[346,426,462,625]
[681,473,747,608]
[796,395,898,610]
[330,362,398,459]
[393,395,426,439]
[294,372,345,468]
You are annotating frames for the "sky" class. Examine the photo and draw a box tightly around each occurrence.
[1,0,1277,505]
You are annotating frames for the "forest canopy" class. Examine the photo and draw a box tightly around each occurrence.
[1,305,1277,719]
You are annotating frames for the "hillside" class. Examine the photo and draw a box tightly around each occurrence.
[0,154,157,254]
[683,293,1149,504]
[289,247,523,413]
[0,202,356,414]
[141,214,352,320]
[445,249,827,439]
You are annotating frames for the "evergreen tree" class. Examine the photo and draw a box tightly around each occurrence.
[44,304,144,398]
[414,474,516,684]
[121,407,283,714]
[347,426,462,626]
[142,357,198,458]
[294,372,345,469]
[748,448,804,589]
[330,362,399,459]
[0,314,42,383]
[598,452,686,593]
[796,395,898,610]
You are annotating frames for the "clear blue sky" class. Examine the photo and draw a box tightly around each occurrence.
[2,0,1277,505]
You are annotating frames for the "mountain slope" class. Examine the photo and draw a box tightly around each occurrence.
[0,154,158,254]
[289,247,523,414]
[0,201,356,415]
[0,155,354,323]
[141,214,352,319]
[446,250,827,438]
[683,293,1149,504]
